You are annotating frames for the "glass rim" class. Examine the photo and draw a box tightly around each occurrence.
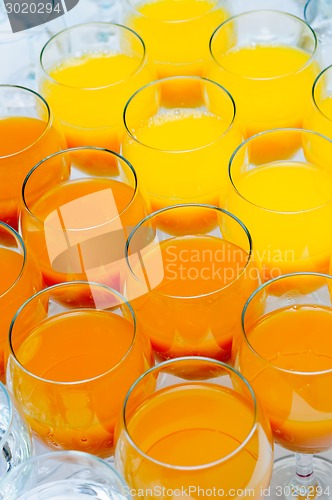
[123,76,237,153]
[40,22,147,91]
[0,222,27,300]
[0,382,14,449]
[9,281,138,386]
[121,356,258,471]
[303,0,316,24]
[209,10,318,81]
[241,271,332,376]
[0,85,53,159]
[125,203,254,300]
[229,127,332,214]
[312,64,332,123]
[22,146,140,230]
[124,0,226,23]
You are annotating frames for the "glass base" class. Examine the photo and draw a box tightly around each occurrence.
[269,455,332,500]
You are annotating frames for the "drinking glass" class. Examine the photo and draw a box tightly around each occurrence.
[0,450,128,499]
[304,64,332,139]
[39,22,154,151]
[304,0,332,66]
[122,76,243,218]
[0,85,65,229]
[123,0,229,78]
[225,129,332,281]
[115,357,274,499]
[207,10,319,137]
[0,383,31,482]
[6,281,153,458]
[21,147,147,290]
[125,204,259,362]
[235,273,332,499]
[0,222,42,381]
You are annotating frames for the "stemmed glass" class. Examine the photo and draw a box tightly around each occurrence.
[125,204,259,362]
[235,273,332,498]
[225,129,332,280]
[207,10,319,137]
[0,383,31,481]
[115,357,274,498]
[21,147,147,290]
[304,0,332,66]
[0,450,128,499]
[6,281,153,458]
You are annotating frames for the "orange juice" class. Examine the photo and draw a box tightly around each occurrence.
[117,383,273,498]
[226,161,332,279]
[0,117,65,229]
[22,177,146,288]
[305,95,332,141]
[11,309,152,456]
[0,246,42,381]
[208,45,319,137]
[126,236,259,361]
[122,107,242,217]
[41,52,153,151]
[125,0,228,78]
[236,305,332,453]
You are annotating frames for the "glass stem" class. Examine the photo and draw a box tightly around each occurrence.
[296,453,314,485]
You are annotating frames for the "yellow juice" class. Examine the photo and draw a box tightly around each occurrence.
[41,52,153,150]
[126,0,228,78]
[305,95,332,140]
[226,161,332,279]
[122,108,242,222]
[207,45,319,137]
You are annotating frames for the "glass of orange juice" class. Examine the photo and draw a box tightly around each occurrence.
[0,85,65,229]
[305,64,332,138]
[0,222,42,381]
[123,0,229,78]
[0,451,129,499]
[235,273,332,499]
[6,281,153,458]
[207,10,319,138]
[21,147,147,290]
[39,23,154,151]
[115,356,274,499]
[125,204,259,363]
[225,129,332,281]
[0,383,31,481]
[122,76,243,218]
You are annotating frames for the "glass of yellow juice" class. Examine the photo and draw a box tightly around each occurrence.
[125,204,259,363]
[115,357,274,500]
[6,282,153,458]
[235,273,332,499]
[305,64,332,138]
[0,85,65,230]
[207,10,319,138]
[21,147,147,290]
[225,129,332,281]
[123,0,229,78]
[122,76,243,225]
[39,23,154,151]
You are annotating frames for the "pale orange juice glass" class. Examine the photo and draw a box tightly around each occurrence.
[122,76,243,224]
[0,85,65,229]
[207,10,319,138]
[0,222,42,381]
[225,129,332,281]
[305,64,332,138]
[235,273,332,499]
[125,204,259,363]
[123,0,229,78]
[40,23,154,152]
[6,281,153,458]
[21,147,147,290]
[115,357,274,499]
